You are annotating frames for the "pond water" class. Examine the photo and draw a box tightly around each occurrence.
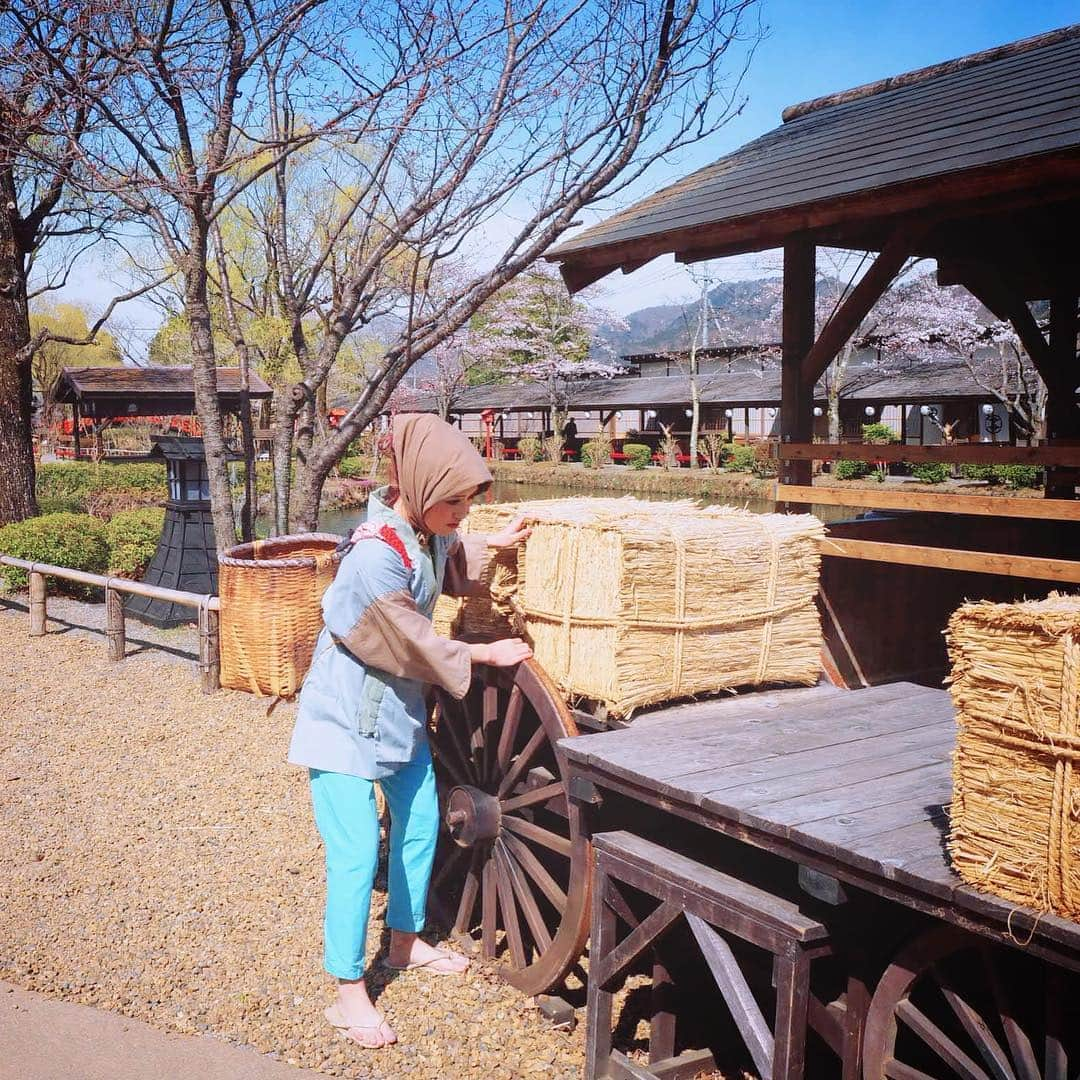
[316,479,863,535]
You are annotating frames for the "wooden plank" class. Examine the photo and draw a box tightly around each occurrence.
[775,442,1080,467]
[781,237,816,490]
[819,538,1080,585]
[596,831,828,942]
[775,484,1080,520]
[686,913,775,1080]
[564,684,940,792]
[685,721,954,801]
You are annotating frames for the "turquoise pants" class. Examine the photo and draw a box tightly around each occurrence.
[309,744,439,980]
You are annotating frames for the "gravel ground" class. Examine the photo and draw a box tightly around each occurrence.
[0,600,586,1078]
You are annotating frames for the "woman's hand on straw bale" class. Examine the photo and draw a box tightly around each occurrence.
[487,516,532,549]
[468,638,532,667]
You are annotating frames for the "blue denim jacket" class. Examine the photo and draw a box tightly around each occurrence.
[287,488,470,780]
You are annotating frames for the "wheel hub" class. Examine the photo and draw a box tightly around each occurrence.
[445,785,501,847]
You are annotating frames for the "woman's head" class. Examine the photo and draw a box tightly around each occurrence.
[386,413,492,536]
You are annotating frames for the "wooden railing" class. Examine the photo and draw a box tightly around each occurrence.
[0,555,220,693]
[771,441,1080,583]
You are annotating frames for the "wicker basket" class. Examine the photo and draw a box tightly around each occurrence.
[946,594,1080,918]
[218,533,344,697]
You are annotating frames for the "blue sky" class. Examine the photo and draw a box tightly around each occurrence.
[55,1,1078,343]
[589,0,1080,312]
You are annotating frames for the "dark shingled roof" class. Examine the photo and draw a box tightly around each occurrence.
[548,26,1080,285]
[55,366,273,418]
[404,360,998,414]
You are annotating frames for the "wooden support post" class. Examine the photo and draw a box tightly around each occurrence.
[28,571,46,636]
[72,403,82,459]
[105,585,126,661]
[198,603,220,693]
[586,864,617,1080]
[780,239,816,497]
[650,950,677,1064]
[1045,292,1079,499]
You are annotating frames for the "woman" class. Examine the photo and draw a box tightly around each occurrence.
[289,413,532,1049]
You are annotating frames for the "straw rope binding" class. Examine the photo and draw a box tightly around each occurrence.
[946,593,1080,918]
[435,497,824,718]
[218,533,344,697]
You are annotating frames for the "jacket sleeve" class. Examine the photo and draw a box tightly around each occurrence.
[442,534,492,598]
[322,539,472,698]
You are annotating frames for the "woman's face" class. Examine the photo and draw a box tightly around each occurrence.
[422,489,479,536]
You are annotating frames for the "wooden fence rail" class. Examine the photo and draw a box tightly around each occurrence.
[772,442,1080,466]
[0,555,220,693]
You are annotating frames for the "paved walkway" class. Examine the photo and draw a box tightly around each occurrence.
[0,984,324,1080]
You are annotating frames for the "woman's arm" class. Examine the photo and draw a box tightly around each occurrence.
[442,515,532,598]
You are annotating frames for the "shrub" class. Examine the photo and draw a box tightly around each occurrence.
[911,462,949,484]
[0,513,110,598]
[516,436,542,463]
[748,441,778,478]
[727,445,758,473]
[541,434,563,464]
[997,463,1043,489]
[580,433,612,469]
[622,442,652,470]
[861,421,896,445]
[957,463,998,483]
[833,458,872,480]
[105,508,166,578]
[337,456,368,479]
[700,432,729,473]
[658,433,680,470]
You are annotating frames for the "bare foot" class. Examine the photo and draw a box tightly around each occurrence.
[387,930,470,974]
[326,979,397,1048]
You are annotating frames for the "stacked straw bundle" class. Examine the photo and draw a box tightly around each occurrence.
[436,496,824,718]
[946,594,1080,918]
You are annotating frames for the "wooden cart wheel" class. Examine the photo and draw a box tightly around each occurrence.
[862,924,1079,1079]
[428,658,591,996]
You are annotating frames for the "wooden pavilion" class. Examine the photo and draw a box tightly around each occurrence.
[546,25,1080,687]
[54,366,272,458]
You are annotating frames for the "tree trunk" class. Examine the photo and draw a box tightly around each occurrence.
[0,205,36,525]
[184,260,238,551]
[270,384,294,535]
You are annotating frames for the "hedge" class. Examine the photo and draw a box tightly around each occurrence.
[911,462,949,484]
[833,459,872,480]
[36,461,167,515]
[622,442,652,470]
[0,513,110,598]
[105,508,166,578]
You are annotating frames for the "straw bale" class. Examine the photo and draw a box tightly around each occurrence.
[946,593,1080,918]
[436,497,824,717]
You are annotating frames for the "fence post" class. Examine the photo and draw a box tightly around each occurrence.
[105,585,126,661]
[29,571,46,636]
[199,602,220,694]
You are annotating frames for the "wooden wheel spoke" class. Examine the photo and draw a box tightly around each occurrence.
[496,725,548,798]
[431,842,468,894]
[884,1062,938,1079]
[895,999,993,1080]
[493,845,528,969]
[454,849,483,935]
[495,685,524,777]
[1044,967,1066,1080]
[435,690,479,783]
[933,967,1018,1080]
[501,831,568,913]
[497,839,553,953]
[481,684,499,783]
[481,850,497,960]
[500,781,566,815]
[429,726,471,787]
[502,813,572,857]
[982,949,1040,1080]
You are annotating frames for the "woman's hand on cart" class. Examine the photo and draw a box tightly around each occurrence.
[487,515,532,549]
[468,638,533,667]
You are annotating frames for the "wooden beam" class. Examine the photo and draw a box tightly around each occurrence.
[773,442,1080,467]
[775,483,1080,521]
[948,265,1054,373]
[819,537,1080,584]
[1045,292,1080,499]
[802,227,921,384]
[781,239,816,491]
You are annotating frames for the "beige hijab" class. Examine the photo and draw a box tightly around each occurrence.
[388,413,492,535]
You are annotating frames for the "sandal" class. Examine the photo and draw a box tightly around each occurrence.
[324,1004,397,1048]
[383,949,470,975]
